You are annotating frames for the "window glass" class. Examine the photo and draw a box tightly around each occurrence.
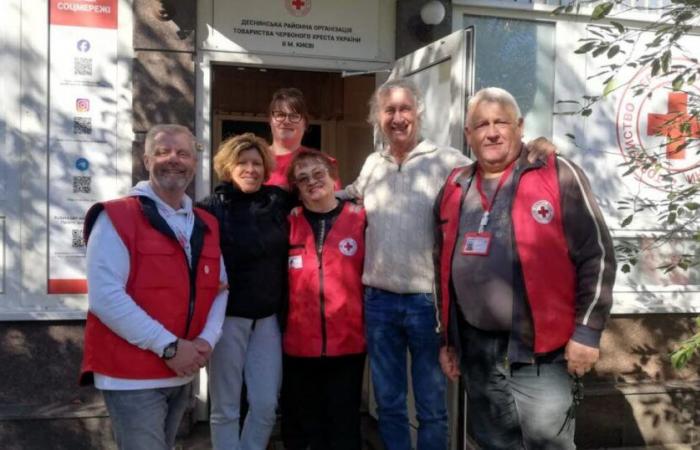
[463,15,555,140]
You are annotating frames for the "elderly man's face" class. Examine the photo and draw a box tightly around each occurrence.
[465,101,523,172]
[144,131,196,193]
[378,88,418,151]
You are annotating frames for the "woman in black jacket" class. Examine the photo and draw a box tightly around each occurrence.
[198,133,291,450]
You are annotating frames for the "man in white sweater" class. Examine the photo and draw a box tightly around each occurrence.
[80,124,227,450]
[345,79,468,450]
[346,80,554,450]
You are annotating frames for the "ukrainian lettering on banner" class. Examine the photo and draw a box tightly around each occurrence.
[47,0,120,294]
[207,0,381,60]
[50,0,118,29]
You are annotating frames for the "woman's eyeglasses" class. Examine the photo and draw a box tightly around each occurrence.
[271,111,303,123]
[295,168,329,186]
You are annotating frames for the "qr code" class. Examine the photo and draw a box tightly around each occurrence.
[73,117,92,135]
[74,57,92,76]
[72,175,91,194]
[72,229,85,248]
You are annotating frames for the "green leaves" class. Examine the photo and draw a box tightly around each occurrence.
[670,317,700,370]
[575,42,596,54]
[592,2,614,20]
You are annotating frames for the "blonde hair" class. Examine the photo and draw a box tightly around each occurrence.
[213,133,275,182]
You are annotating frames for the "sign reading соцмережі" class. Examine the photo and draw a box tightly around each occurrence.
[206,0,380,60]
[47,0,120,295]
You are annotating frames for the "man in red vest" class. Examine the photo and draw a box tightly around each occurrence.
[80,124,227,450]
[435,88,615,449]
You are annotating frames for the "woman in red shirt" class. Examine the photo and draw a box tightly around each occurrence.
[265,88,340,189]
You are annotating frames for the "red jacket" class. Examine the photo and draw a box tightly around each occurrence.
[437,154,576,354]
[80,197,221,384]
[284,203,366,357]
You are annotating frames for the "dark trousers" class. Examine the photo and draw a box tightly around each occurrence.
[459,320,575,450]
[281,353,366,450]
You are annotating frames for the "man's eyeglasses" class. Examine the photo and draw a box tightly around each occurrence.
[295,168,329,186]
[271,111,303,123]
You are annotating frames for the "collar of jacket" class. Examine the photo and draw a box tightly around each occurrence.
[378,139,438,164]
[452,142,545,187]
[138,195,209,240]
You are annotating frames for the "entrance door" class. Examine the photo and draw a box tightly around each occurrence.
[388,28,475,450]
[209,66,375,189]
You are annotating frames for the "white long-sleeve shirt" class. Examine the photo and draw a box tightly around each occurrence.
[87,184,228,390]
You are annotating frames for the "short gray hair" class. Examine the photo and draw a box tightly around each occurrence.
[466,87,522,127]
[144,124,196,157]
[368,78,425,131]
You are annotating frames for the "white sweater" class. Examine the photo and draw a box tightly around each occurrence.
[346,140,470,293]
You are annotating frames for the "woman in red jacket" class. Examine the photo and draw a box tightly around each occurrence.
[281,149,367,450]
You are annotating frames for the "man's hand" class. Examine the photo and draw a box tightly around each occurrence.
[192,337,213,361]
[164,339,207,377]
[564,340,600,377]
[439,346,460,382]
[526,137,557,163]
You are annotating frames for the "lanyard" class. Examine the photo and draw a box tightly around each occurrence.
[475,162,515,233]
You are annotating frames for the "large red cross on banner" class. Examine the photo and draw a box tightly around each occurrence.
[291,0,305,10]
[647,92,700,160]
[537,205,549,219]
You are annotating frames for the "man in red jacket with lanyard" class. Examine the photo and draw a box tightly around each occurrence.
[80,124,228,450]
[435,88,616,449]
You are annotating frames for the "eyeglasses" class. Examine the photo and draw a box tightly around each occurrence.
[271,111,303,123]
[295,167,329,186]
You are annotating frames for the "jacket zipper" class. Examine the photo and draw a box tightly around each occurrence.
[317,218,327,356]
[183,248,196,338]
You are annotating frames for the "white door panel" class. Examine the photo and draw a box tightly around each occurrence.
[389,28,474,153]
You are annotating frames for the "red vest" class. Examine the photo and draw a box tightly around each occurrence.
[80,197,221,384]
[438,154,576,354]
[284,203,366,357]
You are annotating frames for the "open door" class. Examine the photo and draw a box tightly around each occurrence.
[388,28,475,450]
[390,28,474,154]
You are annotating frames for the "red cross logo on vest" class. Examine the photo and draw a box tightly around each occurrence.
[285,0,312,16]
[647,92,700,160]
[339,238,358,256]
[531,200,554,224]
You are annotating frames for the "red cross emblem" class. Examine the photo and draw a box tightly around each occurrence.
[339,238,358,256]
[531,200,554,224]
[285,0,312,16]
[647,92,700,160]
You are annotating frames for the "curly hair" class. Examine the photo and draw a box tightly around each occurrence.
[213,133,275,182]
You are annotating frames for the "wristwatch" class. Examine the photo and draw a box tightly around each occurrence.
[162,340,179,360]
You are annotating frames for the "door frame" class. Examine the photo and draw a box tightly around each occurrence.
[195,53,390,201]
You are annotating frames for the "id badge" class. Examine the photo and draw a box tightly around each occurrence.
[461,231,492,256]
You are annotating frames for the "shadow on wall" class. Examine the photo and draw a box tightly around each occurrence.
[576,315,700,447]
[0,1,200,449]
[0,322,114,450]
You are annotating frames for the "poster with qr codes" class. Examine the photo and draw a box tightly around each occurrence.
[47,0,118,294]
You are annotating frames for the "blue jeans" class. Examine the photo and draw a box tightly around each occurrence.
[102,383,191,450]
[364,287,448,450]
[209,315,282,450]
[460,321,575,450]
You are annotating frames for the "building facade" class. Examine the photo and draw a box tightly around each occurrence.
[0,0,698,448]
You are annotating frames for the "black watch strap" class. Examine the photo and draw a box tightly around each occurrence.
[162,340,178,360]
